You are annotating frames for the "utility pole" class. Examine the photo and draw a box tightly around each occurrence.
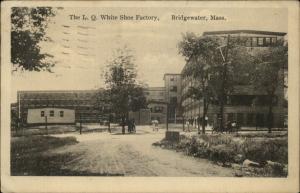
[166,103,169,131]
[218,35,230,132]
[174,107,177,124]
[45,116,48,135]
[79,114,82,134]
[182,116,185,131]
[18,92,21,134]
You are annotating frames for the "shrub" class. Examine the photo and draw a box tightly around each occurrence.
[209,144,235,164]
[241,137,288,164]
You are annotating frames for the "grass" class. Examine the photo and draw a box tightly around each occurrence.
[12,125,77,137]
[11,135,79,175]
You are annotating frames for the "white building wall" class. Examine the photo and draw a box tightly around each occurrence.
[27,108,75,124]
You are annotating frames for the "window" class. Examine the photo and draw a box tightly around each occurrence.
[170,77,174,81]
[252,37,257,46]
[245,38,251,47]
[60,111,64,117]
[170,86,177,92]
[271,37,277,45]
[170,97,177,105]
[247,113,254,126]
[237,113,244,125]
[256,114,265,127]
[258,37,264,46]
[50,110,54,117]
[41,111,45,117]
[227,113,234,121]
[154,106,164,113]
[265,37,271,46]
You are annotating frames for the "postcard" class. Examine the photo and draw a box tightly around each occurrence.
[1,1,299,193]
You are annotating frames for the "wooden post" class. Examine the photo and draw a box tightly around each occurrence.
[174,107,177,124]
[79,114,82,134]
[45,116,48,135]
[182,116,185,131]
[138,110,141,125]
[166,103,169,131]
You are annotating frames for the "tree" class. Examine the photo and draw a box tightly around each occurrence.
[214,35,255,131]
[179,33,254,133]
[104,47,147,134]
[179,33,221,134]
[252,41,288,133]
[11,7,56,72]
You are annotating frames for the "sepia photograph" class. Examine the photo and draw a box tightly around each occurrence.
[1,1,299,193]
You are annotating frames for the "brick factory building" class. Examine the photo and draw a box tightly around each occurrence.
[181,30,288,128]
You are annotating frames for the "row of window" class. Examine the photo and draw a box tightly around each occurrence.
[41,110,64,117]
[182,95,278,108]
[226,113,269,127]
[150,106,164,113]
[245,37,278,47]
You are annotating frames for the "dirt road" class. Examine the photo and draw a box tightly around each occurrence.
[50,126,235,176]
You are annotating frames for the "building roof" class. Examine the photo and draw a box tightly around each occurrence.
[18,89,102,94]
[163,73,181,80]
[203,30,287,36]
[145,87,165,91]
[17,89,105,108]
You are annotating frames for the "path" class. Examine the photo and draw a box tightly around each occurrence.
[50,126,235,176]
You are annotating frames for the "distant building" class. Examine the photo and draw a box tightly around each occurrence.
[16,90,108,126]
[144,87,167,123]
[181,30,287,128]
[163,74,182,123]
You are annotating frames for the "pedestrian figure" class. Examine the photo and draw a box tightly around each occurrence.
[226,120,232,133]
[155,120,158,131]
[132,119,136,133]
[127,119,132,133]
[186,119,190,132]
[152,120,158,132]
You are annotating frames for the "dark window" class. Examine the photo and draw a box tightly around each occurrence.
[170,78,174,81]
[227,113,234,121]
[50,110,54,117]
[258,37,264,46]
[170,97,177,105]
[60,111,64,117]
[154,106,164,113]
[41,111,45,117]
[229,95,254,106]
[256,114,265,127]
[170,86,177,92]
[237,113,244,125]
[247,113,254,126]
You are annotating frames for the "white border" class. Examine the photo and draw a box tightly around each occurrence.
[1,1,299,193]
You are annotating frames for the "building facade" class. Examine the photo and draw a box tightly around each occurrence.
[16,90,109,126]
[144,87,167,123]
[163,74,182,123]
[181,30,287,128]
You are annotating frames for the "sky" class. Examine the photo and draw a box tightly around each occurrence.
[11,7,287,102]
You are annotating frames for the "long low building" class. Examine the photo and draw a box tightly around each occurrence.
[15,89,109,126]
